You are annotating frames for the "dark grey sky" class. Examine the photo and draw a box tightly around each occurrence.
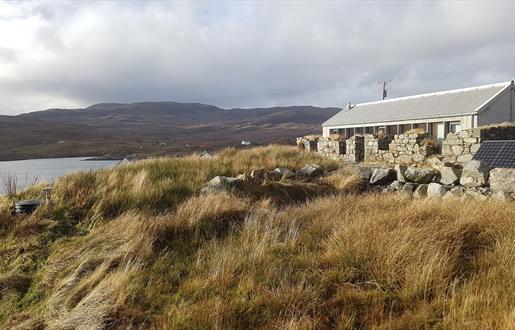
[1,1,514,114]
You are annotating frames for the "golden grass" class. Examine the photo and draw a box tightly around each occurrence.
[0,146,514,329]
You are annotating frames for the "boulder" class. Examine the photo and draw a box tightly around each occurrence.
[273,167,296,179]
[461,188,488,201]
[399,182,417,196]
[457,154,473,163]
[459,160,490,187]
[437,167,462,185]
[489,168,515,193]
[202,176,243,193]
[356,166,374,180]
[427,183,448,198]
[491,190,514,202]
[404,167,438,184]
[413,184,428,199]
[266,170,283,181]
[370,168,396,185]
[394,164,407,182]
[236,173,250,181]
[389,180,404,190]
[443,187,465,200]
[299,164,323,178]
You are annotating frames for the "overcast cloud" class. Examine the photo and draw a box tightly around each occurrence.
[1,1,514,114]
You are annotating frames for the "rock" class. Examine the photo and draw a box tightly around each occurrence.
[452,145,464,155]
[202,176,243,193]
[457,154,473,163]
[389,180,404,190]
[491,190,514,202]
[427,182,448,198]
[273,167,296,179]
[370,168,396,185]
[356,166,374,180]
[250,169,267,181]
[437,167,462,185]
[443,186,465,199]
[266,170,283,181]
[489,168,515,193]
[395,164,407,182]
[399,182,417,196]
[461,188,488,201]
[299,164,323,178]
[236,173,250,181]
[404,167,438,184]
[460,160,490,187]
[396,155,413,164]
[427,156,445,169]
[413,184,428,198]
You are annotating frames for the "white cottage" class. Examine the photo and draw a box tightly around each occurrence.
[323,81,515,142]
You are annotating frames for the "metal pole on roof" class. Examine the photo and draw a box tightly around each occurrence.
[378,80,391,100]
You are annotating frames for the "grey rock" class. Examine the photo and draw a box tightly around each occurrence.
[491,191,514,202]
[470,143,481,155]
[461,188,488,201]
[202,176,243,193]
[356,166,374,180]
[438,167,462,185]
[460,160,490,187]
[266,170,283,181]
[272,167,296,179]
[399,182,417,196]
[389,180,404,190]
[489,168,515,193]
[413,184,428,199]
[443,187,465,200]
[452,145,464,156]
[427,182,448,198]
[395,164,408,182]
[404,167,438,184]
[457,154,473,163]
[370,168,396,185]
[299,164,323,178]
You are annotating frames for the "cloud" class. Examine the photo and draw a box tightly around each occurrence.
[1,1,514,114]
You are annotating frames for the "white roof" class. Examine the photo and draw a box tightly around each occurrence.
[323,81,514,127]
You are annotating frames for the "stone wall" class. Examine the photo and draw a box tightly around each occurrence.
[342,135,364,162]
[296,137,318,152]
[387,132,437,165]
[364,134,394,162]
[317,138,346,159]
[442,129,480,164]
[442,125,515,164]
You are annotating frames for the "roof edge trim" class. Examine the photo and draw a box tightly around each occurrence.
[473,80,514,114]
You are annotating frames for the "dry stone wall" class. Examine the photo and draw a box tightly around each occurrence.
[442,129,480,164]
[387,132,436,165]
[317,138,346,159]
[342,135,364,162]
[296,137,318,152]
[364,134,394,162]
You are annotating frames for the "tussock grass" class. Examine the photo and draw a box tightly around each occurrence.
[0,145,513,329]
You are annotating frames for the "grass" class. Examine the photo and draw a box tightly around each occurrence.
[0,145,513,329]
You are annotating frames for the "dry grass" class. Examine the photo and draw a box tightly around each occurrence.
[0,146,514,329]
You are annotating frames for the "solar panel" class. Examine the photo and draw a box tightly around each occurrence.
[473,140,515,169]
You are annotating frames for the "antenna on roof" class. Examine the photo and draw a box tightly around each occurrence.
[346,102,354,110]
[378,80,391,100]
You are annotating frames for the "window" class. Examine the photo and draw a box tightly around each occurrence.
[449,121,461,133]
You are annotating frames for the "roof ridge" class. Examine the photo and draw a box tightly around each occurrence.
[352,81,513,107]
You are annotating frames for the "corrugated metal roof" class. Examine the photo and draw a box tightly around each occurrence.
[323,81,513,127]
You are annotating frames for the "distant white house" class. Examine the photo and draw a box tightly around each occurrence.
[241,140,252,146]
[322,81,515,142]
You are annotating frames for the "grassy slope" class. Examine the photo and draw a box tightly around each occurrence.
[0,146,514,329]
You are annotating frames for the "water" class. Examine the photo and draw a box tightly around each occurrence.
[0,157,119,195]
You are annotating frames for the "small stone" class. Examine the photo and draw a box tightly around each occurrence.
[273,167,296,179]
[470,143,481,155]
[437,167,462,185]
[427,182,448,198]
[389,180,404,190]
[399,182,417,196]
[452,145,464,156]
[356,166,374,180]
[395,164,407,182]
[491,191,514,202]
[457,154,473,163]
[250,169,267,181]
[413,184,428,198]
[443,187,465,199]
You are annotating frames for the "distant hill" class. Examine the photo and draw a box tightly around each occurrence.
[0,102,340,160]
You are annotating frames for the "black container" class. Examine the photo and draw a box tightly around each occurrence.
[15,200,40,214]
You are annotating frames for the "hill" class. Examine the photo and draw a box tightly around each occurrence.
[0,103,339,160]
[0,146,513,328]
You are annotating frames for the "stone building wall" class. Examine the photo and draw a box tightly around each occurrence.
[387,132,437,164]
[296,137,318,152]
[342,135,365,162]
[442,129,480,164]
[317,138,346,159]
[364,134,394,162]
